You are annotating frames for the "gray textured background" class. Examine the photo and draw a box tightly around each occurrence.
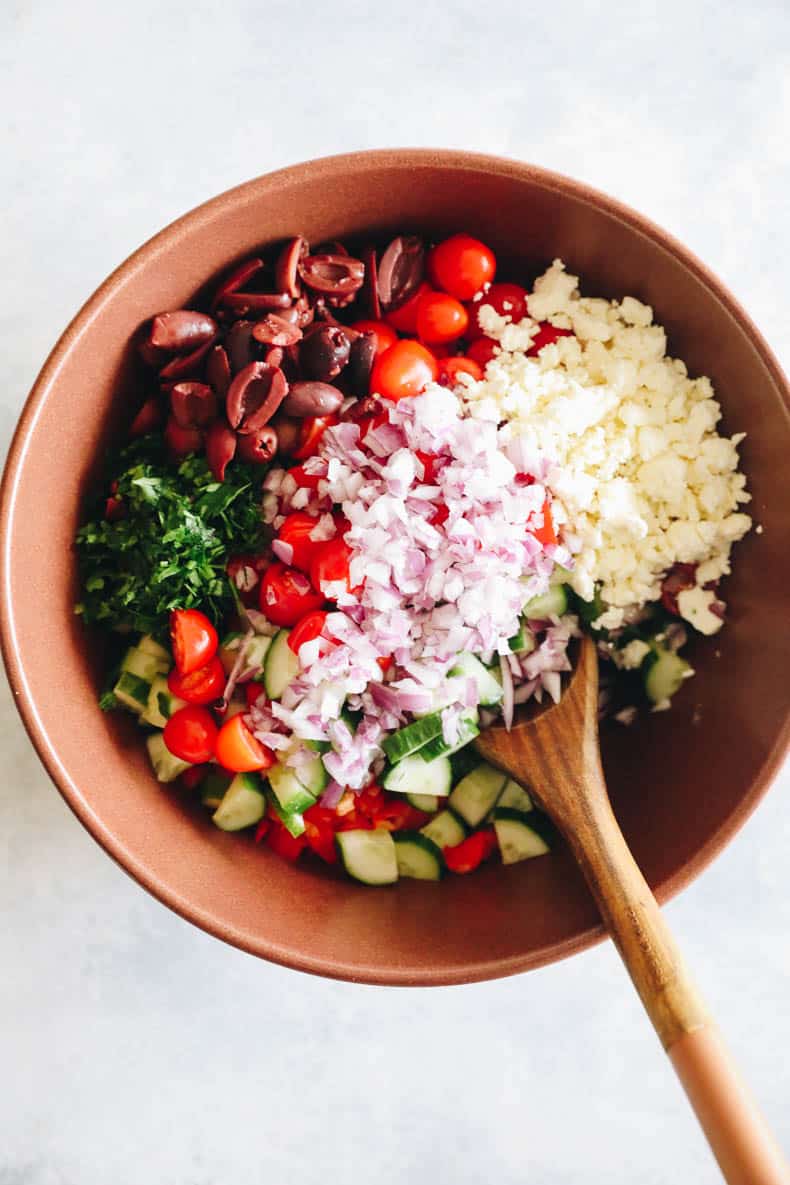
[2,2,788,1182]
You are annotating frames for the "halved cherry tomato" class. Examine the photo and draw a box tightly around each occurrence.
[292,414,339,461]
[245,682,266,708]
[287,609,330,655]
[310,537,354,599]
[443,828,498,874]
[277,511,322,572]
[436,356,484,387]
[530,498,557,547]
[350,319,398,356]
[215,714,275,773]
[466,282,529,340]
[527,322,573,356]
[370,340,438,401]
[168,655,225,705]
[164,415,202,457]
[163,706,218,764]
[303,804,339,864]
[288,463,323,490]
[170,609,218,676]
[179,764,208,791]
[465,336,499,369]
[267,820,308,861]
[416,291,469,345]
[384,281,432,334]
[129,397,163,438]
[259,562,324,627]
[428,234,496,301]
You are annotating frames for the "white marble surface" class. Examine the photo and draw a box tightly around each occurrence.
[2,2,789,1181]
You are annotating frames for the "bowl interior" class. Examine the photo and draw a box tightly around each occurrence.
[3,151,789,984]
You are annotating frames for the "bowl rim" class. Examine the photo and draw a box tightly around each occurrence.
[2,147,789,985]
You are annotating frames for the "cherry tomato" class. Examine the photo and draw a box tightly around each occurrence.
[288,463,323,490]
[530,498,557,547]
[443,828,498,873]
[215,714,275,773]
[437,356,484,387]
[267,820,308,861]
[415,291,469,345]
[129,397,163,438]
[277,511,322,572]
[428,233,496,301]
[179,765,208,791]
[349,319,398,356]
[527,322,573,356]
[170,609,218,676]
[163,706,218,764]
[259,562,324,627]
[310,537,354,599]
[164,415,202,458]
[287,609,330,655]
[167,656,225,705]
[466,282,529,340]
[465,337,499,369]
[370,340,438,401]
[384,281,433,334]
[303,804,339,864]
[292,414,339,461]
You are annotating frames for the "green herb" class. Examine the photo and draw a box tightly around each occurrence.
[75,435,269,638]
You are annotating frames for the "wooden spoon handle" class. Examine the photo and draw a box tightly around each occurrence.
[565,788,789,1184]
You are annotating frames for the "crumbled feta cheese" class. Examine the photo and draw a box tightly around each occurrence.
[676,587,724,635]
[614,639,652,670]
[459,260,752,625]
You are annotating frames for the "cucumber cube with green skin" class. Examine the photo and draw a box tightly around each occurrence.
[643,647,692,705]
[140,675,186,728]
[497,779,534,813]
[382,753,452,798]
[146,732,191,782]
[417,712,480,762]
[448,762,507,828]
[382,713,445,763]
[336,830,398,886]
[200,770,232,810]
[212,772,267,831]
[493,808,551,864]
[263,629,301,699]
[114,671,152,714]
[267,762,317,816]
[121,645,169,681]
[508,619,535,655]
[521,584,569,620]
[267,795,306,837]
[137,635,171,664]
[420,809,467,850]
[393,832,443,880]
[449,652,503,706]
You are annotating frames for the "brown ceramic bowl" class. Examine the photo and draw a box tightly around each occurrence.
[2,150,789,985]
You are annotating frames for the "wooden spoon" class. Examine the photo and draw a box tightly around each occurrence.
[474,635,789,1185]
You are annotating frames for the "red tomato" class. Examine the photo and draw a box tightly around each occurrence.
[167,656,225,705]
[277,511,321,572]
[465,337,499,369]
[430,502,450,527]
[370,340,438,401]
[466,282,529,340]
[170,609,218,676]
[288,463,323,490]
[350,319,398,356]
[254,817,271,843]
[179,764,208,791]
[530,498,557,547]
[287,609,330,655]
[163,706,218,764]
[428,234,496,300]
[437,356,484,387]
[303,804,339,864]
[129,397,163,438]
[415,449,441,483]
[384,281,433,334]
[245,682,266,708]
[292,414,339,461]
[164,415,202,457]
[267,821,308,861]
[443,828,498,873]
[377,654,394,674]
[310,537,354,599]
[259,562,324,627]
[415,291,469,345]
[527,322,573,356]
[215,714,275,773]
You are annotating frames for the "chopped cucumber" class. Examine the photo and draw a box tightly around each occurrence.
[643,647,692,705]
[121,644,169,681]
[417,712,480,762]
[493,807,551,864]
[263,629,300,699]
[508,619,535,655]
[382,753,452,798]
[449,651,503,706]
[267,795,306,837]
[140,675,186,728]
[213,772,267,831]
[114,644,170,713]
[449,762,507,828]
[336,829,398,886]
[407,793,440,812]
[200,770,231,809]
[382,713,444,763]
[137,635,171,664]
[246,634,273,670]
[497,778,534,813]
[393,832,443,880]
[146,732,191,782]
[572,586,606,632]
[522,584,569,619]
[449,745,481,785]
[219,632,243,676]
[113,670,152,714]
[420,809,467,849]
[267,761,317,815]
[291,750,328,797]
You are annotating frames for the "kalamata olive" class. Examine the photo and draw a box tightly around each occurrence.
[226,362,288,433]
[210,257,264,311]
[170,382,217,428]
[269,414,302,454]
[283,381,344,418]
[275,236,307,299]
[361,245,381,319]
[237,426,278,463]
[148,310,218,353]
[251,314,303,347]
[205,420,237,481]
[158,337,216,382]
[206,345,232,399]
[298,254,365,298]
[220,291,292,316]
[299,324,350,382]
[377,236,424,310]
[346,332,377,397]
[225,320,256,373]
